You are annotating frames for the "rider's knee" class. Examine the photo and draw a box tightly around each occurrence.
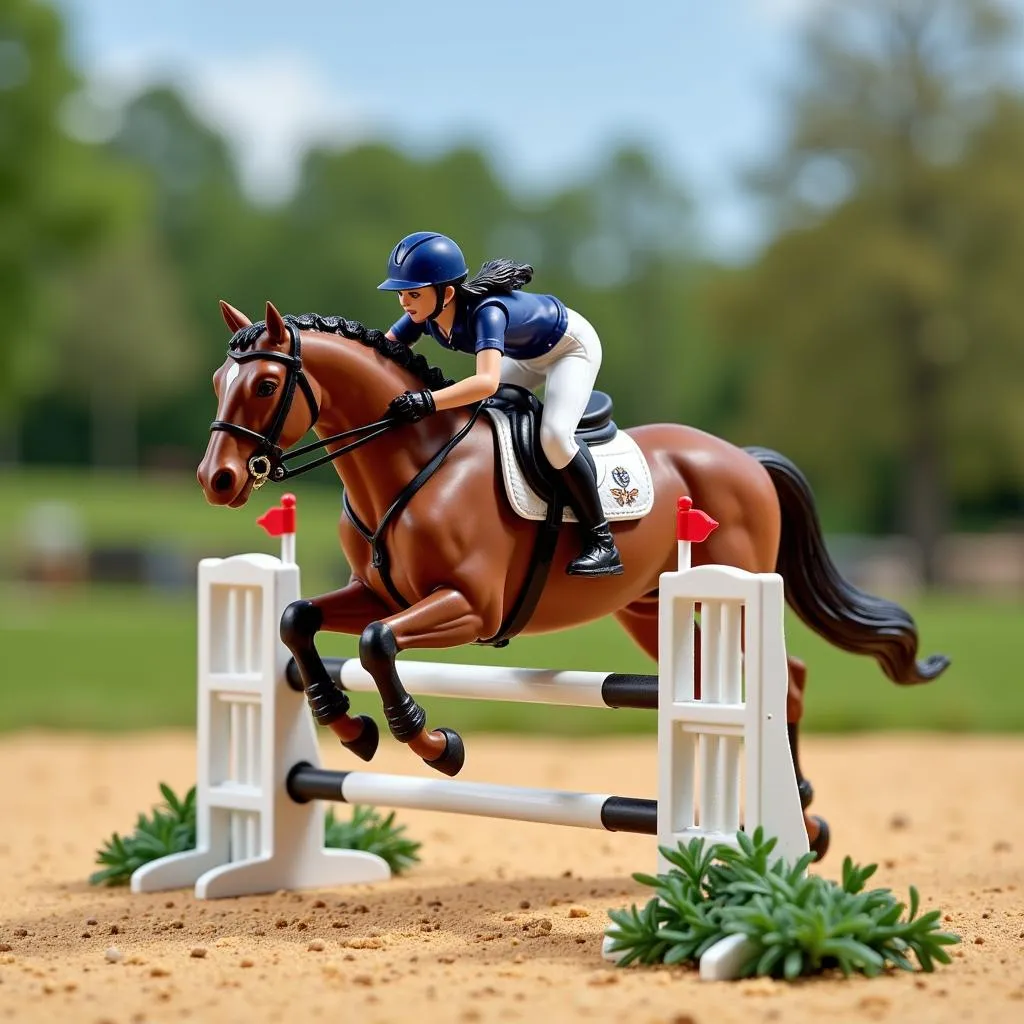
[539,423,575,469]
[280,600,322,647]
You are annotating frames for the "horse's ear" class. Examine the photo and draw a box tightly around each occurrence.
[265,301,289,346]
[219,300,251,334]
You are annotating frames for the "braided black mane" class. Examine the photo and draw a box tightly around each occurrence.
[228,313,454,390]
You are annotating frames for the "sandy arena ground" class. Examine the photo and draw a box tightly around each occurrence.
[1,732,1023,1024]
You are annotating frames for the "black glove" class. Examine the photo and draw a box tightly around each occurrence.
[388,389,436,423]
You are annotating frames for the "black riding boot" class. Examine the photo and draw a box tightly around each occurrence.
[559,450,624,577]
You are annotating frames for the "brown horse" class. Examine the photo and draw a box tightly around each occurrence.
[198,301,949,858]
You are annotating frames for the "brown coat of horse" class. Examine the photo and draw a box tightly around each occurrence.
[198,302,949,858]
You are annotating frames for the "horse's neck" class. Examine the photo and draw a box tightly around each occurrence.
[305,333,454,520]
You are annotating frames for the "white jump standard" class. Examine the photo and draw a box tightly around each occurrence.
[130,532,391,900]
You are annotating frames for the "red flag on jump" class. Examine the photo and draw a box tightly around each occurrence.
[677,496,718,543]
[256,493,296,537]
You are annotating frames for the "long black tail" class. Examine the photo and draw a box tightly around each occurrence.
[746,446,950,684]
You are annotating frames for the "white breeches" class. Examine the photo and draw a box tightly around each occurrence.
[498,308,603,470]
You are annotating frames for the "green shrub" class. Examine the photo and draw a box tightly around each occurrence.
[605,828,959,979]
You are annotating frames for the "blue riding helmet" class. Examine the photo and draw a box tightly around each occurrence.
[378,232,469,291]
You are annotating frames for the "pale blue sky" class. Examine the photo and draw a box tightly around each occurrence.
[51,0,1022,260]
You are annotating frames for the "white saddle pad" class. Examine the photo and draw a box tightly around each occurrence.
[484,407,655,523]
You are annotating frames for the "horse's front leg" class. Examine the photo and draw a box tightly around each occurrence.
[360,588,486,778]
[280,577,393,762]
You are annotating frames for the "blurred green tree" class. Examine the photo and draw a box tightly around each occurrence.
[0,0,133,454]
[53,226,196,466]
[107,87,262,330]
[704,0,1024,584]
[103,86,278,460]
[506,146,705,431]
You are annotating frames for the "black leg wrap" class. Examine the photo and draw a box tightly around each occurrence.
[342,715,380,762]
[305,679,352,725]
[280,600,351,723]
[384,696,428,742]
[360,621,427,741]
[809,815,830,861]
[422,727,465,777]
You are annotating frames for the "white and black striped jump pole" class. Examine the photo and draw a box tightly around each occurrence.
[286,763,657,835]
[286,658,658,710]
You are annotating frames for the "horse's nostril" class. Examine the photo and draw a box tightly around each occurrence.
[212,469,235,493]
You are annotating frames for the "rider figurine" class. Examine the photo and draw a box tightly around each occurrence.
[380,231,623,578]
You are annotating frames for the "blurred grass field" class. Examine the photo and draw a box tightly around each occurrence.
[1,468,1022,734]
[3,584,1020,734]
[0,467,354,597]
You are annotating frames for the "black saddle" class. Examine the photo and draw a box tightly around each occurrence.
[482,384,617,503]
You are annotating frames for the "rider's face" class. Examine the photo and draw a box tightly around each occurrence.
[397,288,437,323]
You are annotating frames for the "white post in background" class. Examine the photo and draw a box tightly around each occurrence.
[131,496,390,899]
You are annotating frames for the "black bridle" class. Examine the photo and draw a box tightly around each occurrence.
[209,322,401,487]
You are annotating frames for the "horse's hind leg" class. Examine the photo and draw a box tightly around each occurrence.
[616,599,830,860]
[280,578,393,762]
[359,588,486,777]
[787,657,830,860]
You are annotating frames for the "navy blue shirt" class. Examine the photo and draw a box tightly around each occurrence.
[389,291,568,360]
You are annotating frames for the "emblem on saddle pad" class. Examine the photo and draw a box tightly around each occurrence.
[610,466,639,507]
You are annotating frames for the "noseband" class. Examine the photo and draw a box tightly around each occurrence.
[209,321,400,487]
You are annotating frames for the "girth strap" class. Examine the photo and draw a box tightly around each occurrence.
[343,404,484,610]
[478,489,564,648]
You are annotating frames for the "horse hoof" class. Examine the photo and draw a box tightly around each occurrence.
[809,815,830,861]
[423,728,465,777]
[798,778,815,810]
[341,715,379,762]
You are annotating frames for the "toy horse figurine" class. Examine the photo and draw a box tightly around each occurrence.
[198,300,950,859]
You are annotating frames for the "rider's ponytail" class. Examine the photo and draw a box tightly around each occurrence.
[459,259,534,298]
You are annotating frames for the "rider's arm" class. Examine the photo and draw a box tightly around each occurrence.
[431,348,502,410]
[430,304,505,411]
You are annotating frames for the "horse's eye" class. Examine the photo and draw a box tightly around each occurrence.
[256,380,278,398]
